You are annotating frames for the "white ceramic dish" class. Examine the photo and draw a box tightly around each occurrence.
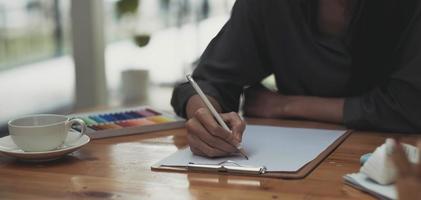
[0,130,90,162]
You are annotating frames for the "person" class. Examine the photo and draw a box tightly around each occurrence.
[390,140,421,200]
[171,0,421,157]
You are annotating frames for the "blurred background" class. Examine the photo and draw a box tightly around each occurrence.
[0,0,235,135]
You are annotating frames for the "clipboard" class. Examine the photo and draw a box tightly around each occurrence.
[152,127,351,179]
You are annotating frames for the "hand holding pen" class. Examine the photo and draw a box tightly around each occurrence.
[185,75,248,159]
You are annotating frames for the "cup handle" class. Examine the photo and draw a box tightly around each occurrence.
[65,118,87,145]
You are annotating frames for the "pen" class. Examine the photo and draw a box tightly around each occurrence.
[186,74,249,160]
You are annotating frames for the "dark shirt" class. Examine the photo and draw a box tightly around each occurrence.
[171,0,421,133]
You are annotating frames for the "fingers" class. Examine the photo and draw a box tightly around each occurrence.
[189,144,206,157]
[186,117,238,153]
[391,140,412,178]
[186,108,247,158]
[194,108,236,145]
[187,132,227,158]
[221,112,246,142]
[185,108,243,157]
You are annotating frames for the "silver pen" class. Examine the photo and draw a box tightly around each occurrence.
[186,74,249,159]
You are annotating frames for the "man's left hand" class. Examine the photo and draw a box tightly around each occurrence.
[243,85,289,118]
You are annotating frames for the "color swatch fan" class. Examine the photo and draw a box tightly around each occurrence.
[69,106,185,139]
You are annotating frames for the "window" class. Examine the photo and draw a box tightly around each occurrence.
[104,0,234,88]
[0,0,73,127]
[0,0,235,127]
[0,0,71,70]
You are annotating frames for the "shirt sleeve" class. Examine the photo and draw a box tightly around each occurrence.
[171,0,271,118]
[343,5,421,133]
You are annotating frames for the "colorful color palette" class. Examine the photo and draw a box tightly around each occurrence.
[70,106,185,139]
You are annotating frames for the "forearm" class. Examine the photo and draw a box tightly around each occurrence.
[281,96,344,124]
[186,95,222,119]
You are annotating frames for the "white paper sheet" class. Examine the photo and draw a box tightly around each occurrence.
[344,173,396,200]
[157,125,346,172]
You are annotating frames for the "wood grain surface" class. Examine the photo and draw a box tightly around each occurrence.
[0,118,419,200]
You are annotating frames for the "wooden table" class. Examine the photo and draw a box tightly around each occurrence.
[0,118,418,200]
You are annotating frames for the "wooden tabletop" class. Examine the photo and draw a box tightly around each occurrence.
[0,118,418,200]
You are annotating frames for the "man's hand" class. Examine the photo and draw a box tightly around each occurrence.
[391,140,421,200]
[185,95,246,158]
[243,85,289,118]
[243,85,344,123]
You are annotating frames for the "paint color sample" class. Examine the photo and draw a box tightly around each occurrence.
[75,108,179,133]
[146,108,161,115]
[147,116,175,123]
[117,119,155,127]
[91,123,122,130]
[89,116,107,123]
[70,107,185,139]
[80,117,97,126]
[136,110,157,117]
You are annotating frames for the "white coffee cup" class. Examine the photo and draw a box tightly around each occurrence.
[8,114,87,152]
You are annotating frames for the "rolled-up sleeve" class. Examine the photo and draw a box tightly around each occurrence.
[344,6,421,133]
[171,0,271,118]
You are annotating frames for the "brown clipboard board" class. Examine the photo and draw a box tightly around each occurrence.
[151,130,352,179]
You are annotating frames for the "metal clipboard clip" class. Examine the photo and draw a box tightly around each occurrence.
[187,160,267,175]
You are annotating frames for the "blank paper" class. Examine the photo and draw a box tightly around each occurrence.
[157,125,346,172]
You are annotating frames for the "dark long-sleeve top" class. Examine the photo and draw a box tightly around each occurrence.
[171,0,421,133]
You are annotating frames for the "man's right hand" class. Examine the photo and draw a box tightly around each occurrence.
[185,95,246,158]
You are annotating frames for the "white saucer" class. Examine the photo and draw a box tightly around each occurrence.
[0,130,90,162]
